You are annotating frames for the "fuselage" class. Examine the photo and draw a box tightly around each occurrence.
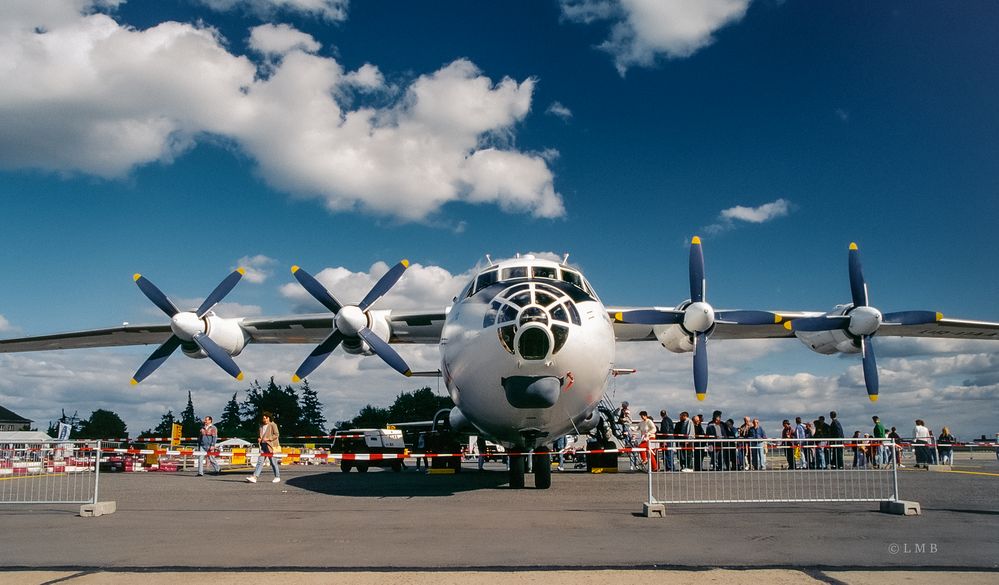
[440,256,615,449]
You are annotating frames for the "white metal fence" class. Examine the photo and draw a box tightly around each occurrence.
[647,437,899,505]
[0,440,100,504]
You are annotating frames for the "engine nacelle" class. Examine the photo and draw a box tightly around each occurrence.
[793,306,859,355]
[656,324,694,353]
[180,314,249,359]
[340,309,393,356]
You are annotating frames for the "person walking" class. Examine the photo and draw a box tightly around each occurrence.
[196,415,220,476]
[246,411,281,483]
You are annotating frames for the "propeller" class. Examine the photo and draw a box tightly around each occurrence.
[130,268,246,384]
[290,260,413,382]
[784,243,942,401]
[614,236,782,401]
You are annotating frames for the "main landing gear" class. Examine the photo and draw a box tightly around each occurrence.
[507,448,552,490]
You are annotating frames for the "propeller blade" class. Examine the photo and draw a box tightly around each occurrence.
[689,237,705,303]
[848,242,868,307]
[358,260,410,312]
[715,310,783,325]
[291,266,344,314]
[196,268,245,318]
[613,309,684,325]
[192,332,243,381]
[693,332,708,401]
[882,310,942,325]
[134,274,179,318]
[861,335,879,402]
[785,315,851,332]
[292,330,344,383]
[130,335,183,385]
[357,326,412,377]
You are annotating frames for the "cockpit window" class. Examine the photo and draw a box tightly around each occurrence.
[474,269,498,294]
[533,266,557,280]
[560,269,583,289]
[503,266,528,280]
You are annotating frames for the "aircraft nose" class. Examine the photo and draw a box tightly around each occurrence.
[502,376,560,409]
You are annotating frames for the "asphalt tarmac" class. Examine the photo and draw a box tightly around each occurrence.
[1,457,997,575]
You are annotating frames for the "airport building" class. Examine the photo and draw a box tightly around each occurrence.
[0,405,31,432]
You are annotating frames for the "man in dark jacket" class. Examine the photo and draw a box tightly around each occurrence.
[659,410,674,471]
[674,411,694,471]
[829,411,845,469]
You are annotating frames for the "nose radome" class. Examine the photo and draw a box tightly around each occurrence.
[502,376,560,409]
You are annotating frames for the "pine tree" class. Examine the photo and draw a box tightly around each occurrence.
[298,379,327,435]
[151,410,175,437]
[180,391,199,437]
[217,392,243,438]
[241,378,302,436]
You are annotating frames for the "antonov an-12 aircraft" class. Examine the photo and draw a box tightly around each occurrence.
[2,238,997,488]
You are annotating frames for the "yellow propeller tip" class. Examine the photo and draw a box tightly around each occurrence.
[236,267,246,275]
[291,375,301,383]
[774,314,783,324]
[614,312,623,322]
[133,273,142,281]
[130,378,139,386]
[236,372,244,381]
[936,312,943,321]
[783,321,793,331]
[849,242,858,250]
[404,370,413,377]
[291,265,300,273]
[696,393,706,401]
[691,236,702,245]
[869,395,879,402]
[401,259,410,268]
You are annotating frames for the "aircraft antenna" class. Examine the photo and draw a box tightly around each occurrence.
[562,253,570,265]
[485,254,493,266]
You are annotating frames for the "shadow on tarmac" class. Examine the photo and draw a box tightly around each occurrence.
[285,469,509,497]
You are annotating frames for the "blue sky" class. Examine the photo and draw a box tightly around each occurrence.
[1,0,997,438]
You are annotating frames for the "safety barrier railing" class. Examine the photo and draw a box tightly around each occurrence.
[0,440,100,504]
[646,437,899,506]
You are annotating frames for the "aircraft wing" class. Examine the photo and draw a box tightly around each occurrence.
[608,308,819,342]
[0,309,447,353]
[0,324,173,352]
[871,317,999,340]
[608,308,999,342]
[242,310,446,345]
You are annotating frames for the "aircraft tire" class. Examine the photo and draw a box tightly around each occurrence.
[391,461,402,472]
[509,454,526,489]
[357,464,369,473]
[341,462,352,473]
[533,450,552,490]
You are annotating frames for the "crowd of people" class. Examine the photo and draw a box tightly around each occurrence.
[613,402,958,472]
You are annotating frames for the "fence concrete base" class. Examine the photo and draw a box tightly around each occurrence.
[927,464,952,472]
[643,502,666,518]
[880,500,920,516]
[80,501,117,517]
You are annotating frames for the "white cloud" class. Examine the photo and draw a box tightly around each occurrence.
[248,23,321,57]
[720,198,791,223]
[0,314,18,334]
[546,101,573,120]
[0,4,563,223]
[561,0,752,75]
[198,0,349,22]
[705,198,791,233]
[235,254,278,284]
[280,260,472,313]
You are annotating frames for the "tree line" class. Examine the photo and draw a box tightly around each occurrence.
[45,380,453,440]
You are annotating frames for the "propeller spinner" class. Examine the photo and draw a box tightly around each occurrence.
[785,243,942,401]
[614,236,782,401]
[130,268,246,384]
[290,260,413,382]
